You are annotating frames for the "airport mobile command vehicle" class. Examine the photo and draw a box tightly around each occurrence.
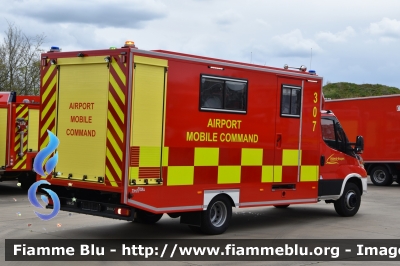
[37,42,367,234]
[0,92,40,189]
[325,95,400,186]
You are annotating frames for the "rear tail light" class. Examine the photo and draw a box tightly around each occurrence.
[115,207,131,217]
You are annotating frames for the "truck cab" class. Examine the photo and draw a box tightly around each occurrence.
[319,110,367,216]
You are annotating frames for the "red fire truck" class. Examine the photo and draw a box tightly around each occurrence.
[37,43,367,234]
[324,95,400,186]
[0,92,40,189]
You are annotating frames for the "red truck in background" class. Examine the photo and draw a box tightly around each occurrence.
[0,91,40,189]
[325,95,400,186]
[36,43,367,234]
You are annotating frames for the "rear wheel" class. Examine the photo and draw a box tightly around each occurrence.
[334,182,361,217]
[200,195,232,235]
[370,166,393,186]
[274,205,290,208]
[134,210,163,224]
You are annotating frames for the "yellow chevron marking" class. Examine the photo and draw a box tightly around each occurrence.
[105,167,118,187]
[13,154,27,169]
[108,92,124,123]
[42,68,57,103]
[19,108,28,118]
[112,61,126,86]
[106,147,122,178]
[107,111,123,141]
[106,130,122,160]
[41,94,55,120]
[40,111,55,138]
[110,74,125,104]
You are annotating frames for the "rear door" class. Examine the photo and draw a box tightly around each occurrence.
[55,58,111,184]
[128,55,168,186]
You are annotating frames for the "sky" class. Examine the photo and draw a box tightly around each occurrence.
[1,0,400,88]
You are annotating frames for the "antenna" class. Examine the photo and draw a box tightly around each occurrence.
[310,48,313,70]
[250,51,252,63]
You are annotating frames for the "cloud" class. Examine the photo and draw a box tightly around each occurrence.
[271,29,322,57]
[368,17,400,39]
[8,0,166,29]
[214,10,242,25]
[316,26,355,42]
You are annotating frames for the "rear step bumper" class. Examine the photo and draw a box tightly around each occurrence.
[46,197,135,221]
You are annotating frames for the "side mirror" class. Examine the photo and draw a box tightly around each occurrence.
[355,136,364,154]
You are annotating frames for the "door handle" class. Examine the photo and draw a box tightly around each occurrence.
[320,155,325,166]
[276,134,282,148]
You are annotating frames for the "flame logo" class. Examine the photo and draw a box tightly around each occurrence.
[33,130,59,176]
[28,180,60,220]
[28,130,61,221]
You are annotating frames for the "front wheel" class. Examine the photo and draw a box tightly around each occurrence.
[370,166,393,186]
[200,195,232,235]
[134,210,163,224]
[334,182,361,217]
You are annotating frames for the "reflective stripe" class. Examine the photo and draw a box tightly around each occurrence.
[300,165,319,181]
[218,166,241,184]
[194,147,219,166]
[241,148,263,166]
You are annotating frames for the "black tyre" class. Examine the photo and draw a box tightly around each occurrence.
[134,210,163,224]
[273,204,290,208]
[167,213,181,218]
[188,225,202,233]
[200,195,232,235]
[19,172,36,190]
[334,182,361,217]
[370,166,393,186]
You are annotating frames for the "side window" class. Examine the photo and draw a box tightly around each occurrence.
[321,118,337,150]
[200,75,247,113]
[321,118,349,152]
[281,85,301,117]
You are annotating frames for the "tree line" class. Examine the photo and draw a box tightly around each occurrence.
[0,22,45,96]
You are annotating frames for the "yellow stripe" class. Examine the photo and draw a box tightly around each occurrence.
[167,166,194,186]
[194,147,219,166]
[261,165,273,182]
[300,166,319,181]
[241,148,263,166]
[107,111,123,141]
[57,56,108,65]
[162,147,169,166]
[112,61,126,86]
[282,149,301,166]
[139,146,161,167]
[39,124,55,150]
[42,69,57,103]
[40,111,55,138]
[12,155,27,169]
[106,148,122,178]
[41,93,55,121]
[129,167,139,179]
[108,92,124,123]
[106,130,122,160]
[105,167,118,187]
[218,166,241,184]
[273,166,282,182]
[19,107,28,118]
[42,65,56,90]
[109,74,126,104]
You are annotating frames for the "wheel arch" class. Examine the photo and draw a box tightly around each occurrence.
[339,174,364,198]
[203,189,238,210]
